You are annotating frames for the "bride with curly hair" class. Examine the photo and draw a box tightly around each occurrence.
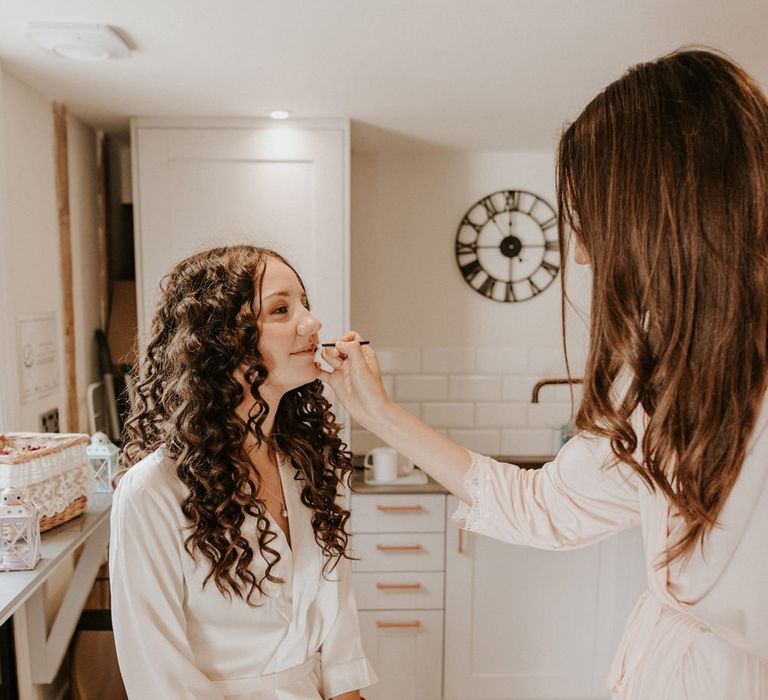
[110,245,376,700]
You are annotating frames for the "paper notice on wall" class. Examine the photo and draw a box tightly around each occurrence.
[17,314,59,402]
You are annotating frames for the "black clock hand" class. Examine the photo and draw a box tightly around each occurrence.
[490,216,506,240]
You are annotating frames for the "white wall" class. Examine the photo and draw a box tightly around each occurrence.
[0,64,100,700]
[350,150,593,455]
[0,66,65,433]
[0,66,100,435]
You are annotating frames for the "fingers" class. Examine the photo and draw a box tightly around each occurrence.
[339,337,382,377]
[319,331,379,381]
[320,346,345,369]
[321,331,364,364]
[336,337,365,364]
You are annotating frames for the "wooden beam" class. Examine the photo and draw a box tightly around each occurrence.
[53,103,78,432]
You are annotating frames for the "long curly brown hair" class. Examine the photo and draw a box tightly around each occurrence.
[121,245,353,604]
[557,49,768,565]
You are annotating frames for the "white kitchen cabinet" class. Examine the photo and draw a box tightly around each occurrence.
[359,610,444,700]
[350,492,445,700]
[130,117,350,347]
[443,495,645,700]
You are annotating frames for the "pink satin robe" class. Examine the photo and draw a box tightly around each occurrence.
[453,403,768,699]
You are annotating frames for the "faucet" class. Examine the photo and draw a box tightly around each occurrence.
[531,377,583,403]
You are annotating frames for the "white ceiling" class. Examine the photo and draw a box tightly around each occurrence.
[0,0,766,152]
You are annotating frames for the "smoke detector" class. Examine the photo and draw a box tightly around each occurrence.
[25,22,130,61]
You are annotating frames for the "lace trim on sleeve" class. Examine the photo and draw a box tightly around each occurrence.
[451,450,492,532]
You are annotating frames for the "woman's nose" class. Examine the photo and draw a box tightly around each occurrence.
[297,312,322,336]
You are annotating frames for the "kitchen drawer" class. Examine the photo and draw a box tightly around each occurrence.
[351,533,445,572]
[350,493,445,533]
[353,571,444,610]
[358,609,443,700]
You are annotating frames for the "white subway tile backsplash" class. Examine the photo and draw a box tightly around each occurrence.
[397,402,421,419]
[502,375,537,401]
[476,348,528,374]
[353,344,584,457]
[475,402,528,429]
[395,375,448,401]
[501,429,558,457]
[422,402,474,428]
[552,383,584,403]
[527,347,568,375]
[449,375,501,401]
[564,354,587,376]
[422,347,476,373]
[376,347,421,374]
[350,429,386,454]
[528,402,574,429]
[448,429,501,455]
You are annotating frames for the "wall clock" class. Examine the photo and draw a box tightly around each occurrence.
[455,189,560,302]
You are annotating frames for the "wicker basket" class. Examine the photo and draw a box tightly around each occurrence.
[39,494,89,533]
[0,432,92,532]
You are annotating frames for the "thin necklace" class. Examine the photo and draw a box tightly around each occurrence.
[247,443,288,518]
[260,481,288,519]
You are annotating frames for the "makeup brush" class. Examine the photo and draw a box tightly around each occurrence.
[319,340,371,348]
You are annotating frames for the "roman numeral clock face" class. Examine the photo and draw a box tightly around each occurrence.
[455,190,560,302]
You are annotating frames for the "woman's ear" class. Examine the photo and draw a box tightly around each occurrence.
[573,236,590,265]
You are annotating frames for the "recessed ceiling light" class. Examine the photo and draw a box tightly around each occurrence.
[25,22,130,61]
[270,110,292,120]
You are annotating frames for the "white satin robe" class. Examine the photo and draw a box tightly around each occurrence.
[453,402,768,699]
[110,447,377,699]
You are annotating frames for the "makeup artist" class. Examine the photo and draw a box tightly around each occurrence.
[319,49,768,700]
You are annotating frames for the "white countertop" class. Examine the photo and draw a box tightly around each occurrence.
[0,492,112,627]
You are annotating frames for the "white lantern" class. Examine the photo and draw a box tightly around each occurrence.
[0,487,41,571]
[87,432,120,493]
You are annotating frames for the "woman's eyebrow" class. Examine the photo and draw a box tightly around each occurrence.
[262,290,292,300]
[262,290,307,301]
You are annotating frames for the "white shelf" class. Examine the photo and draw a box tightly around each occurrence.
[0,492,111,628]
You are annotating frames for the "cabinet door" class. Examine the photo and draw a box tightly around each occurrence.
[353,571,445,610]
[359,610,443,700]
[351,533,445,572]
[443,496,644,700]
[131,118,349,345]
[350,494,446,534]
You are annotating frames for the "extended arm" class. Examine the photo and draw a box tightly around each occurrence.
[321,335,640,548]
[320,336,472,501]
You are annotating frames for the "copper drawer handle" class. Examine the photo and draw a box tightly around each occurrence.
[376,582,422,590]
[376,620,422,629]
[376,505,423,512]
[376,544,423,552]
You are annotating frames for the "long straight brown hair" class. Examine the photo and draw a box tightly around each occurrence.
[556,49,768,564]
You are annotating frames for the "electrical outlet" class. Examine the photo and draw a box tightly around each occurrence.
[39,408,60,433]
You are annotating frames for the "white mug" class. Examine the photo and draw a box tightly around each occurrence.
[398,455,415,476]
[364,447,414,481]
[364,447,398,482]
